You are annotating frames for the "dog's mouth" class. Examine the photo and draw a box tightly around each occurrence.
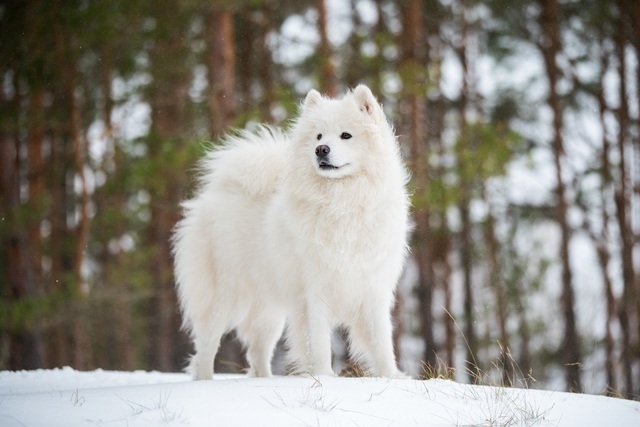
[318,161,341,170]
[318,160,351,171]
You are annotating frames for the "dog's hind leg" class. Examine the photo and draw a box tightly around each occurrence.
[284,309,312,375]
[240,312,286,377]
[191,321,226,381]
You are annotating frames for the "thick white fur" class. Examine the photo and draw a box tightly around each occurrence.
[173,85,410,380]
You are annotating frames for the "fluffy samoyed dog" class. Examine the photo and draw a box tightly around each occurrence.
[173,85,410,380]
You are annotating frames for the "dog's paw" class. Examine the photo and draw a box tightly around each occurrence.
[309,370,336,379]
[370,366,412,379]
[296,370,336,380]
[389,370,412,380]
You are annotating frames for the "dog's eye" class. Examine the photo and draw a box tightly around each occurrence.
[317,134,322,140]
[340,132,352,140]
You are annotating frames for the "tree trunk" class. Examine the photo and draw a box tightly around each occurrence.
[24,90,47,369]
[459,200,478,380]
[429,96,453,374]
[613,1,638,397]
[48,124,72,368]
[484,200,511,384]
[1,94,45,370]
[592,46,621,395]
[146,1,192,372]
[102,46,136,370]
[398,0,437,374]
[538,0,581,392]
[69,61,92,371]
[456,5,479,381]
[26,89,45,290]
[344,0,363,89]
[316,0,337,96]
[259,4,276,122]
[52,4,92,370]
[505,222,533,386]
[206,7,236,138]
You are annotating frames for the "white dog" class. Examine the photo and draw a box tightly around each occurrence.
[173,85,410,380]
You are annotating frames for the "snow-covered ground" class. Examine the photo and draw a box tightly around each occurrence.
[1,368,639,426]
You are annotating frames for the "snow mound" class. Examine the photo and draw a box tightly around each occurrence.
[1,368,639,426]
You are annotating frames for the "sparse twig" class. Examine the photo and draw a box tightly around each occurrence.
[70,389,85,407]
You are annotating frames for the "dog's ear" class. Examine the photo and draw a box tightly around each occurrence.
[303,89,322,112]
[353,84,384,123]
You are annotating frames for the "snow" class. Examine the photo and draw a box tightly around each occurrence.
[1,368,639,426]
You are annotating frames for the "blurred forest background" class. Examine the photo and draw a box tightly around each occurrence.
[1,0,640,398]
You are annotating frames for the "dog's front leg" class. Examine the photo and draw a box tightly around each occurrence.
[350,299,401,378]
[368,307,399,377]
[304,294,334,376]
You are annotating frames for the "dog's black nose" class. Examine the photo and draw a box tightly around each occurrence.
[315,145,330,158]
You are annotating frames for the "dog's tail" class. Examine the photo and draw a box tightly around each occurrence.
[197,125,288,198]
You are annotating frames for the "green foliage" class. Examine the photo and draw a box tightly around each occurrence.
[0,282,79,334]
[412,121,522,211]
[456,121,523,183]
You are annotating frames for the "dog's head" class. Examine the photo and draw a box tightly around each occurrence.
[294,84,390,179]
